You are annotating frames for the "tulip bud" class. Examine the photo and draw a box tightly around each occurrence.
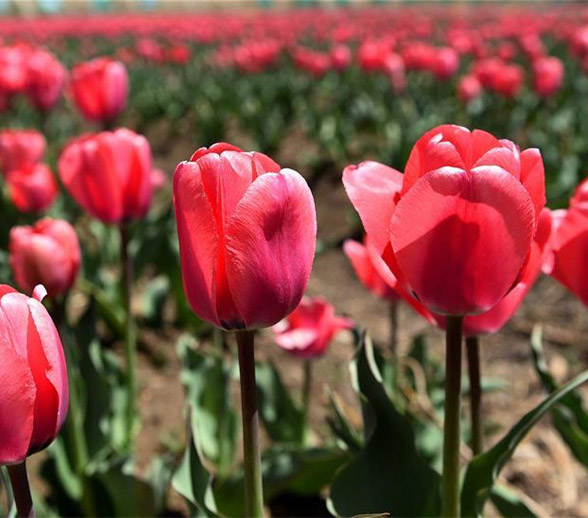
[58,128,153,224]
[272,296,353,358]
[6,163,58,213]
[173,143,317,330]
[0,129,46,176]
[0,284,68,464]
[25,49,66,112]
[532,56,564,98]
[70,57,128,123]
[9,218,81,298]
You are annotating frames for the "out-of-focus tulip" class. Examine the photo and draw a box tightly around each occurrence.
[546,177,588,307]
[25,49,66,111]
[70,57,128,123]
[167,42,191,65]
[58,128,153,223]
[344,237,398,301]
[384,53,406,93]
[272,296,352,358]
[6,163,58,213]
[458,74,482,103]
[0,284,68,464]
[533,56,564,98]
[330,44,352,71]
[343,125,545,316]
[432,47,460,80]
[492,63,524,98]
[173,143,316,330]
[0,44,29,94]
[0,129,46,175]
[9,219,81,298]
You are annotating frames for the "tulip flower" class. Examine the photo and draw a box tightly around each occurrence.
[58,128,153,224]
[343,124,545,517]
[9,218,81,298]
[174,142,316,517]
[0,284,68,518]
[330,44,352,71]
[5,163,58,214]
[532,56,564,98]
[70,57,128,125]
[25,49,66,112]
[59,128,154,451]
[273,296,353,359]
[457,74,482,103]
[0,129,46,175]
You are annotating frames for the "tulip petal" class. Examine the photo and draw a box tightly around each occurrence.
[390,166,535,315]
[0,343,35,464]
[225,169,316,328]
[174,162,221,327]
[342,161,403,254]
[520,148,546,225]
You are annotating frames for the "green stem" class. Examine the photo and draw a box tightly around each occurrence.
[7,462,34,518]
[466,336,483,456]
[302,360,312,427]
[442,316,463,518]
[120,223,137,450]
[389,297,398,356]
[236,330,264,518]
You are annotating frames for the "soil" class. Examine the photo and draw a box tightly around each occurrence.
[17,143,588,517]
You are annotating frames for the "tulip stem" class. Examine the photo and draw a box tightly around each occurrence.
[7,462,34,518]
[236,330,264,518]
[302,360,313,435]
[389,298,398,356]
[120,223,137,450]
[466,336,483,456]
[442,316,463,518]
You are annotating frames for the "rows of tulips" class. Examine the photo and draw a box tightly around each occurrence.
[2,4,588,518]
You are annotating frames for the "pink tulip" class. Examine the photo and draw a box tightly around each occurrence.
[533,56,564,98]
[70,57,128,123]
[0,284,68,464]
[272,296,353,358]
[58,128,153,223]
[0,129,46,175]
[6,163,58,214]
[9,219,81,298]
[173,143,316,330]
[25,49,66,111]
[458,75,482,103]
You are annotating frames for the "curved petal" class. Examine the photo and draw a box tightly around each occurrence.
[225,169,316,329]
[173,161,221,327]
[390,166,535,315]
[342,161,403,254]
[520,148,546,226]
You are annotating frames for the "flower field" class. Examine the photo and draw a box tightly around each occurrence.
[2,3,588,518]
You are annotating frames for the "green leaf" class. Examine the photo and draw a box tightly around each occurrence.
[530,326,588,465]
[141,275,169,328]
[255,361,306,445]
[461,366,588,517]
[328,333,441,517]
[213,445,349,517]
[489,485,540,518]
[171,408,219,518]
[177,336,238,475]
[327,389,363,452]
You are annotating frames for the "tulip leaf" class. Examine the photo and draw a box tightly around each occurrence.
[461,367,588,517]
[327,389,363,452]
[177,335,238,475]
[530,326,588,465]
[172,408,219,518]
[141,275,169,328]
[328,333,441,517]
[255,361,306,445]
[489,485,540,518]
[213,445,349,517]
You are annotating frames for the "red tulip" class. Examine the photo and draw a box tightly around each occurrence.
[532,56,564,98]
[6,163,58,213]
[0,129,46,175]
[343,125,545,316]
[25,49,66,111]
[546,177,588,307]
[70,57,128,123]
[9,218,81,298]
[432,47,460,80]
[330,44,352,71]
[0,44,30,94]
[0,284,68,464]
[173,143,316,330]
[344,237,398,301]
[436,208,552,336]
[457,75,482,103]
[58,128,153,223]
[272,296,352,358]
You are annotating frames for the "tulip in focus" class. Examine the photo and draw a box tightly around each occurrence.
[58,128,153,223]
[10,218,81,298]
[273,296,353,358]
[70,57,128,123]
[0,284,68,465]
[343,124,545,317]
[173,143,317,330]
